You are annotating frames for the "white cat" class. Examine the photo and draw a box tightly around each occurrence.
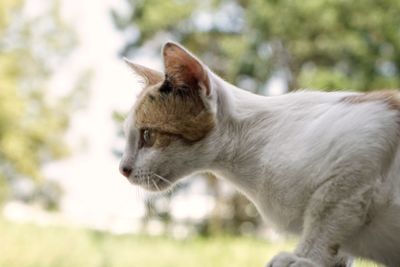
[119,42,400,267]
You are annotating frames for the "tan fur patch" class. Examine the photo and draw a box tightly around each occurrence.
[152,131,179,148]
[342,90,400,110]
[134,81,215,146]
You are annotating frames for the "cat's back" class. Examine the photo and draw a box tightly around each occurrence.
[265,90,400,180]
[269,90,399,134]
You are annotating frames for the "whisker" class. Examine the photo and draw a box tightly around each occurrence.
[153,173,173,185]
[152,179,161,192]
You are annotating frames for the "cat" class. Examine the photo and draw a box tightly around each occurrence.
[119,41,400,267]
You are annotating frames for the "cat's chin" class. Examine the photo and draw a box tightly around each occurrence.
[144,178,175,192]
[131,173,177,192]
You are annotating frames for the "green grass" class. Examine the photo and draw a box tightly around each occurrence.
[0,218,380,267]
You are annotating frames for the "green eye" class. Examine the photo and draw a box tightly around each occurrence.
[142,129,155,147]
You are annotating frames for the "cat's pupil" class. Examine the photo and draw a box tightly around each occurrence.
[143,129,150,143]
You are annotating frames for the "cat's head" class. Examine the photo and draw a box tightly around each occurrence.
[119,42,218,191]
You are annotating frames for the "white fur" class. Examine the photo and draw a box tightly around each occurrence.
[120,46,400,266]
[206,74,400,266]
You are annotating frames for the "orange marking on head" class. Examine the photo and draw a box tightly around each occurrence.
[128,42,215,147]
[133,79,215,146]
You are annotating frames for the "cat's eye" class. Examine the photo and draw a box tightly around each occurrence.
[141,129,156,148]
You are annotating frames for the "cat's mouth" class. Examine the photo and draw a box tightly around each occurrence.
[129,171,175,192]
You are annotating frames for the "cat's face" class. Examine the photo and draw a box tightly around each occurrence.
[119,42,217,191]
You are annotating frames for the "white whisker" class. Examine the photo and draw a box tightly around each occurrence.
[153,173,173,185]
[152,179,161,191]
[146,174,150,189]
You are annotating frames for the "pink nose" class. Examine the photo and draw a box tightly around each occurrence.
[120,165,132,178]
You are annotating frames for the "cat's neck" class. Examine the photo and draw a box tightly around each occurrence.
[207,75,277,197]
[212,75,271,120]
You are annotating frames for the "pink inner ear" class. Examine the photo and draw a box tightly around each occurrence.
[163,43,210,95]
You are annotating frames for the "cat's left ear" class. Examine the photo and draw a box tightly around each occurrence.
[124,58,164,86]
[162,42,211,96]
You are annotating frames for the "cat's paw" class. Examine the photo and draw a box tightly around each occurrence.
[266,252,320,267]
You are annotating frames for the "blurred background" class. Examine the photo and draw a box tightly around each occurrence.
[1,0,398,266]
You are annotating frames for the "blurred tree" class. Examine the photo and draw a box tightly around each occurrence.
[248,0,400,91]
[111,0,400,235]
[0,0,87,205]
[112,0,400,92]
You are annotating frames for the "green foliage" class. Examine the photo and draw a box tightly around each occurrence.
[113,0,400,92]
[112,0,256,89]
[248,0,400,91]
[0,0,20,35]
[0,218,380,267]
[0,1,84,203]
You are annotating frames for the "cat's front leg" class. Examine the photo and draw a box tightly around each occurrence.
[295,184,371,266]
[266,252,353,267]
[266,251,319,267]
[266,177,371,267]
[330,254,353,267]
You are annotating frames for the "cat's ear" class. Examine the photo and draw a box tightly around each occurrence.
[124,58,163,86]
[162,42,211,96]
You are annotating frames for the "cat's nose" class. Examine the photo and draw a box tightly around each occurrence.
[120,165,132,178]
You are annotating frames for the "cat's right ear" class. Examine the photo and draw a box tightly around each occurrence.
[162,42,211,96]
[124,58,163,86]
